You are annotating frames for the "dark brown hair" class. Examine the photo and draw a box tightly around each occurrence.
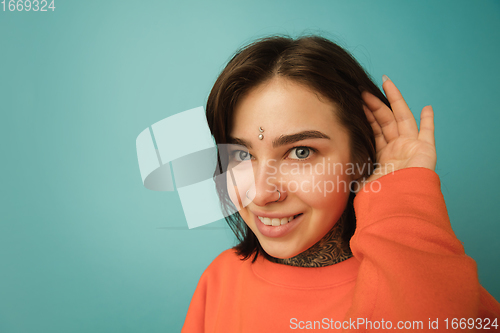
[206,34,390,262]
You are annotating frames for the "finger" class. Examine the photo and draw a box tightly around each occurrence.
[381,76,419,139]
[362,90,399,142]
[363,104,388,151]
[418,105,435,146]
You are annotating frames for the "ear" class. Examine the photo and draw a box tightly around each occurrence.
[348,156,374,191]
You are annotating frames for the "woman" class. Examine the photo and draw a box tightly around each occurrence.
[182,35,500,332]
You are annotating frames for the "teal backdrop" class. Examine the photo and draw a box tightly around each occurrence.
[1,0,499,331]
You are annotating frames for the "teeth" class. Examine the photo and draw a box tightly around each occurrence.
[258,214,300,227]
[262,217,272,225]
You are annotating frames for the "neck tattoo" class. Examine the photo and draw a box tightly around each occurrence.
[267,216,353,267]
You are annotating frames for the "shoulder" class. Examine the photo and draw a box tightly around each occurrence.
[209,248,243,267]
[183,249,246,330]
[201,248,247,280]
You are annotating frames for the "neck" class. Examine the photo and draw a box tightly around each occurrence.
[267,216,353,267]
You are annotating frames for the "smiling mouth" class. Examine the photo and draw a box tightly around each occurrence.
[257,214,303,226]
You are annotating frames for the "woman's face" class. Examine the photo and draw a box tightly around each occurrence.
[228,77,354,259]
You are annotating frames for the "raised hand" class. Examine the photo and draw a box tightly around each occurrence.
[360,75,437,187]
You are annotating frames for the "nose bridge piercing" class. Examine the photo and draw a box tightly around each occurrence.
[258,126,264,140]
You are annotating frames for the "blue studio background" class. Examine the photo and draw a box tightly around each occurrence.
[1,1,499,331]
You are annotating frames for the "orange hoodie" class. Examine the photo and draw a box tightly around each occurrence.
[182,167,500,332]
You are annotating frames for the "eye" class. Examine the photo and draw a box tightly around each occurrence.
[287,146,313,160]
[232,150,252,162]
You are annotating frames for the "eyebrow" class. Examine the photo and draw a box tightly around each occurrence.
[228,130,331,149]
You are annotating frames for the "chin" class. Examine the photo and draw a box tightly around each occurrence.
[260,242,305,259]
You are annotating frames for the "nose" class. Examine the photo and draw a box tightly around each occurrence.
[247,160,287,206]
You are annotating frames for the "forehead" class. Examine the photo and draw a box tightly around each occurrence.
[231,78,346,138]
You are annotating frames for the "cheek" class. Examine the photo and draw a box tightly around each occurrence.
[225,170,256,230]
[292,174,350,211]
[225,174,243,213]
[280,161,352,199]
[238,210,257,237]
[225,161,255,210]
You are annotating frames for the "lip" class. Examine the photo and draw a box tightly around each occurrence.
[251,210,301,219]
[253,211,303,238]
